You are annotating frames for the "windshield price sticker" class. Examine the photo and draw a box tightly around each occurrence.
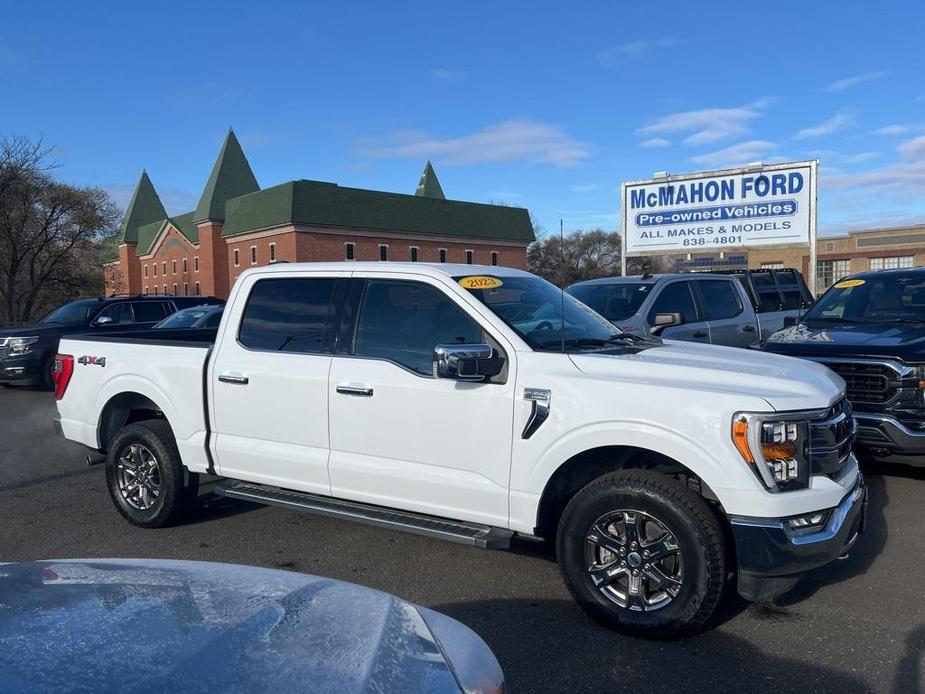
[459,276,503,290]
[834,279,865,288]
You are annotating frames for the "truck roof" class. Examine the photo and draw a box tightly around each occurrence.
[239,262,536,280]
[568,273,734,288]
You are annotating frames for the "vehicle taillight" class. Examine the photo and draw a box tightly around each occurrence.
[53,354,74,401]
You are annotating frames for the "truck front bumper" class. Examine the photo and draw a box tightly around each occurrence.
[729,474,867,602]
[854,413,925,468]
[0,353,43,385]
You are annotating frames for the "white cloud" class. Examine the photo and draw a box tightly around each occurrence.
[356,120,593,167]
[430,68,465,82]
[569,184,600,193]
[841,151,881,164]
[106,183,198,216]
[598,38,676,66]
[690,140,777,169]
[636,97,775,146]
[639,137,671,148]
[823,135,925,195]
[871,123,925,136]
[793,110,855,140]
[822,70,889,93]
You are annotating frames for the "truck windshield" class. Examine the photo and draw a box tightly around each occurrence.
[804,272,925,324]
[457,274,645,351]
[566,283,653,322]
[40,299,98,325]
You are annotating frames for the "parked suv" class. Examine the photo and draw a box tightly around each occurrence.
[757,267,925,468]
[567,270,809,347]
[0,295,222,388]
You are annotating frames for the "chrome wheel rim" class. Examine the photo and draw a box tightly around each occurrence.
[584,509,683,612]
[116,443,161,511]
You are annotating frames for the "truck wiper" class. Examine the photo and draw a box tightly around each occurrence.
[538,334,647,350]
[806,316,853,324]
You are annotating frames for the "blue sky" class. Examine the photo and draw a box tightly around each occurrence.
[2,1,924,238]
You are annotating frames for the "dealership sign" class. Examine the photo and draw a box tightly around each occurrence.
[621,161,817,256]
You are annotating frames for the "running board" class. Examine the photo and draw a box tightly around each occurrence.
[214,481,513,549]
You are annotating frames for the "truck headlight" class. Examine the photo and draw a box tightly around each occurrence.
[8,337,39,355]
[732,414,810,491]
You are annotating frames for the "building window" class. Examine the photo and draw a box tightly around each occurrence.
[234,249,240,267]
[173,283,178,295]
[143,286,148,295]
[465,249,474,264]
[183,258,188,273]
[153,264,157,277]
[269,243,276,262]
[194,256,200,272]
[439,248,447,263]
[163,284,168,295]
[153,286,158,296]
[144,265,148,278]
[869,256,914,271]
[183,282,188,296]
[760,262,784,269]
[172,260,177,274]
[345,242,355,260]
[491,251,499,266]
[250,246,257,264]
[195,281,201,296]
[379,244,388,261]
[410,246,419,262]
[816,260,852,290]
[162,261,167,275]
[825,242,835,253]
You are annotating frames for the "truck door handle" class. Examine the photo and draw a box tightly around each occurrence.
[336,385,374,397]
[742,324,756,332]
[218,373,249,385]
[693,330,708,338]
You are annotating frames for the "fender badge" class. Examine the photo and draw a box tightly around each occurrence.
[77,355,106,367]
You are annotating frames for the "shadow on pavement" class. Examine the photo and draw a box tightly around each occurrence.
[433,597,872,694]
[894,623,925,694]
[182,493,260,526]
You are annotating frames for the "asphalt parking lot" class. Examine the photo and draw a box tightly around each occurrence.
[1,388,923,693]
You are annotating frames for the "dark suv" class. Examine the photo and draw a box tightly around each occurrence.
[0,295,223,389]
[756,267,925,468]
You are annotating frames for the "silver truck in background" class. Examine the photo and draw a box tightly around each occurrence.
[567,268,813,348]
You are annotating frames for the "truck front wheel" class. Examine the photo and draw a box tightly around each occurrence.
[105,420,197,528]
[556,470,725,638]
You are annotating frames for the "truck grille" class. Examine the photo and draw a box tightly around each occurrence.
[809,398,856,478]
[0,338,8,359]
[818,361,900,404]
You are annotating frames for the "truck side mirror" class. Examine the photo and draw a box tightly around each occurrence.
[783,315,799,327]
[433,344,505,381]
[650,312,681,334]
[93,316,113,326]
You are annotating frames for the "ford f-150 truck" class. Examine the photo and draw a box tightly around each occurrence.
[53,263,866,638]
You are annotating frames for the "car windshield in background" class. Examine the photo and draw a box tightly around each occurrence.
[155,308,215,329]
[567,282,653,322]
[40,300,98,325]
[804,273,925,324]
[457,274,641,351]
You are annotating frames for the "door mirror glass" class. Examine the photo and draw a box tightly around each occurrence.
[651,312,681,334]
[433,344,504,381]
[93,315,113,326]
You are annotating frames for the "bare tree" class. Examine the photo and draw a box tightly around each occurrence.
[0,135,120,324]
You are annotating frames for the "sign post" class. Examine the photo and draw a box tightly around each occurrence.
[620,160,819,293]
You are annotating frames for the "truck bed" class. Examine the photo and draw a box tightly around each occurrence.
[64,327,218,347]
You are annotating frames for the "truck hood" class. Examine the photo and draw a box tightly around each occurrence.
[0,322,69,339]
[570,339,844,412]
[759,321,925,361]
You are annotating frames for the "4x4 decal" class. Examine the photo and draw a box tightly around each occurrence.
[77,355,106,367]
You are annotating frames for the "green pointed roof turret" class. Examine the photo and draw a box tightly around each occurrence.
[118,170,167,245]
[194,128,260,223]
[414,160,445,199]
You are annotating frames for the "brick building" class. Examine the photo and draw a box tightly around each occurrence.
[104,129,535,298]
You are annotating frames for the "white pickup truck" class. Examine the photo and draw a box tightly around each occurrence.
[53,263,866,638]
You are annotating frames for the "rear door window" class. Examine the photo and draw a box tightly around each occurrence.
[696,280,743,320]
[132,302,171,322]
[94,302,134,325]
[238,278,339,353]
[647,282,698,325]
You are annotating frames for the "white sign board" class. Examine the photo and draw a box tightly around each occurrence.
[621,161,817,256]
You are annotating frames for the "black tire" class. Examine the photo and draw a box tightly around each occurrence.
[556,470,725,639]
[39,355,55,391]
[105,419,196,528]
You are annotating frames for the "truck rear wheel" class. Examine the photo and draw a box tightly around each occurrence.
[556,470,725,639]
[105,420,197,528]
